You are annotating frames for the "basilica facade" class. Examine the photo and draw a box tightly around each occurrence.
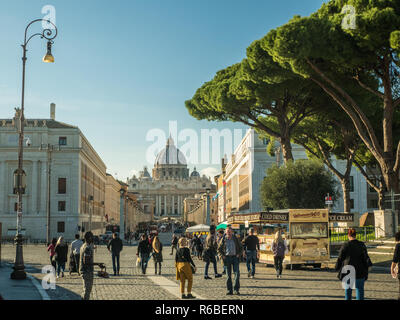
[127,137,215,219]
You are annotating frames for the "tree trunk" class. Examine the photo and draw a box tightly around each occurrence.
[280,136,294,164]
[340,179,351,213]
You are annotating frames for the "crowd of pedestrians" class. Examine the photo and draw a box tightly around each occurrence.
[42,226,400,301]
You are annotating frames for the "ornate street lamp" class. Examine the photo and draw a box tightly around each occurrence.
[11,19,58,280]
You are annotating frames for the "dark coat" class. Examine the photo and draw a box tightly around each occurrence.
[153,243,163,263]
[54,243,68,263]
[107,238,123,255]
[137,239,152,255]
[335,239,372,280]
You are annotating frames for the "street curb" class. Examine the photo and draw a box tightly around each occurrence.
[27,274,51,300]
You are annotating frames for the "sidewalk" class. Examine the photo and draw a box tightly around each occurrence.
[0,262,48,300]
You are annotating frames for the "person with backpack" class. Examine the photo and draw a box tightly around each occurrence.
[335,228,373,300]
[390,231,400,300]
[243,228,260,279]
[272,231,286,279]
[80,231,95,300]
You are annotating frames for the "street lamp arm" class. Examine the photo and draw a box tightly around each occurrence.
[24,19,58,46]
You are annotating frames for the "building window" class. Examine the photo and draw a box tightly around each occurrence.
[58,178,66,194]
[350,199,354,209]
[59,137,67,145]
[57,222,65,233]
[349,176,354,192]
[263,138,269,145]
[58,201,66,212]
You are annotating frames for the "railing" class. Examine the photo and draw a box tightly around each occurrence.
[329,226,376,243]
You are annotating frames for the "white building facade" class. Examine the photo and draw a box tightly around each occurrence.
[220,128,370,220]
[0,105,107,241]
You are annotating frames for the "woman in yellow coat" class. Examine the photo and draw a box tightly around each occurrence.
[175,237,196,299]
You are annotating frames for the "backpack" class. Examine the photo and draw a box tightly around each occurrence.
[274,241,285,257]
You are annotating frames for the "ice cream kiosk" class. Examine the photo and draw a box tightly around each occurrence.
[229,209,330,269]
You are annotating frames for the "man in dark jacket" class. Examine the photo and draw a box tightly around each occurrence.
[217,227,243,295]
[335,228,372,300]
[243,228,260,279]
[107,233,123,276]
[137,234,152,274]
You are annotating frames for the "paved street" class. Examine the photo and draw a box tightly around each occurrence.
[1,242,398,300]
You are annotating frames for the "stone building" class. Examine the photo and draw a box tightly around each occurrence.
[0,104,106,241]
[184,192,218,226]
[127,137,214,220]
[105,173,121,226]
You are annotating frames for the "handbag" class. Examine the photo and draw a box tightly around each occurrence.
[191,265,196,274]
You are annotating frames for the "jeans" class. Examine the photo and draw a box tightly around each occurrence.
[112,253,120,274]
[246,250,257,276]
[224,256,240,293]
[274,256,284,276]
[345,278,365,300]
[204,254,218,276]
[140,253,149,274]
[56,261,65,276]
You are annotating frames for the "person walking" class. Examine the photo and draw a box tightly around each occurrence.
[175,237,196,299]
[216,230,226,275]
[80,231,95,300]
[47,238,57,271]
[152,235,163,275]
[272,230,286,279]
[70,234,83,275]
[203,225,222,279]
[196,235,204,260]
[54,236,68,278]
[170,234,178,255]
[107,232,123,276]
[390,231,400,300]
[243,228,260,279]
[137,234,152,274]
[217,227,243,295]
[335,228,373,300]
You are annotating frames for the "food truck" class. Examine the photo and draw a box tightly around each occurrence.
[227,209,331,269]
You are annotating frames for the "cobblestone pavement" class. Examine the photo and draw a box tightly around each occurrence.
[1,243,398,300]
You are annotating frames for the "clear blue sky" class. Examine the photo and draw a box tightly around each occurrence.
[0,0,326,181]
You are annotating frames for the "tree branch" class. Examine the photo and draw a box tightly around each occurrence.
[307,59,384,159]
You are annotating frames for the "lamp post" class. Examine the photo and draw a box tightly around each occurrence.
[11,19,58,280]
[119,189,125,240]
[39,143,60,244]
[206,188,211,226]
